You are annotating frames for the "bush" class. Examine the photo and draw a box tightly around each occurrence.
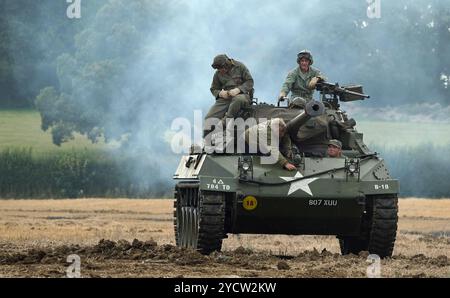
[0,148,171,198]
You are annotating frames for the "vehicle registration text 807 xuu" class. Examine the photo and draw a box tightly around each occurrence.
[309,199,338,206]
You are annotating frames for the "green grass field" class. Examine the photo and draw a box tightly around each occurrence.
[356,121,450,148]
[1,109,449,153]
[0,110,112,155]
[0,109,449,198]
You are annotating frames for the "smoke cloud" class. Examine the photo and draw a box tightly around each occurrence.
[2,0,450,196]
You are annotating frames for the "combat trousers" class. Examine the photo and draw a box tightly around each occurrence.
[203,94,250,137]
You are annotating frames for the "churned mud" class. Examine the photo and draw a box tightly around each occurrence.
[0,198,448,278]
[0,237,449,278]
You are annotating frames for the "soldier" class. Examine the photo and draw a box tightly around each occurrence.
[204,54,254,138]
[327,139,343,158]
[278,50,325,102]
[244,118,296,171]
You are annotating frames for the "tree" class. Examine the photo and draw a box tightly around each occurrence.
[35,0,183,146]
[32,0,450,146]
[0,0,101,107]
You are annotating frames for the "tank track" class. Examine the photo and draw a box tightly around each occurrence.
[173,188,179,246]
[173,183,225,254]
[197,191,225,254]
[339,194,398,258]
[367,194,398,257]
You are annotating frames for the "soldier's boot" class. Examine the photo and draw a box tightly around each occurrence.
[189,144,203,154]
[203,120,227,154]
[223,115,243,154]
[222,116,232,153]
[203,116,234,154]
[203,130,224,154]
[202,130,213,154]
[214,116,230,153]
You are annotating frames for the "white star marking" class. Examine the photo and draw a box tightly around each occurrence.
[280,171,318,196]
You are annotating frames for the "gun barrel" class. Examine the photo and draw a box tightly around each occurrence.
[342,89,370,99]
[316,81,370,100]
[286,100,325,133]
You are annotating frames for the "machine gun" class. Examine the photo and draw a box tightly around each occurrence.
[315,80,370,109]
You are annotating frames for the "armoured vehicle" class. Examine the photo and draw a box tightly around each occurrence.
[173,81,399,258]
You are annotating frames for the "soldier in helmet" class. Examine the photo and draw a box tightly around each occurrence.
[278,50,325,102]
[204,54,254,138]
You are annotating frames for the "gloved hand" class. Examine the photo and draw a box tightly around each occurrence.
[278,92,287,101]
[219,89,229,99]
[307,77,320,89]
[228,88,241,97]
[283,162,296,171]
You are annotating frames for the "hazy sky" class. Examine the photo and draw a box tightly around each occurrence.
[4,0,450,186]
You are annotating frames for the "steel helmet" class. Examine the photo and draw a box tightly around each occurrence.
[297,50,313,65]
[212,54,230,69]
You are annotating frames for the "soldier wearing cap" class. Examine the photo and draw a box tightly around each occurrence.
[327,139,343,158]
[204,54,254,138]
[278,50,325,102]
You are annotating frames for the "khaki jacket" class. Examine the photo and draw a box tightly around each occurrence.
[280,66,322,100]
[210,59,254,99]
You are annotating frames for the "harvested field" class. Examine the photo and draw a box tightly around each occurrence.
[0,198,449,277]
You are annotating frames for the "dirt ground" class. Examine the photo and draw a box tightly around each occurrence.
[0,198,449,278]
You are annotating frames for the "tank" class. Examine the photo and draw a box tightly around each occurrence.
[173,81,399,258]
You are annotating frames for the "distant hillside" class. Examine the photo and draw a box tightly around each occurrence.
[0,109,113,155]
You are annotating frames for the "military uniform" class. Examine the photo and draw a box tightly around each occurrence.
[205,59,254,122]
[290,113,330,157]
[244,119,292,167]
[280,66,322,101]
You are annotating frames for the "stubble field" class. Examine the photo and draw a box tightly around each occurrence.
[0,198,449,278]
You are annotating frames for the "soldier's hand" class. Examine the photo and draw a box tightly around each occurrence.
[228,88,241,97]
[317,75,326,81]
[307,77,320,90]
[278,92,287,101]
[283,162,297,171]
[219,89,229,99]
